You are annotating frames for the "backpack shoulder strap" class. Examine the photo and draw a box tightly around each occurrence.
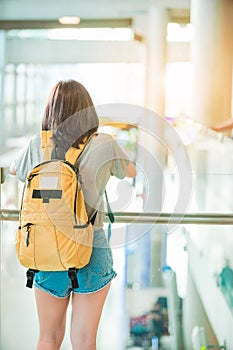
[41,130,53,161]
[65,133,97,166]
[65,146,84,166]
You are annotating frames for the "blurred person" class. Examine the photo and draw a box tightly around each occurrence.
[149,301,163,341]
[10,79,136,350]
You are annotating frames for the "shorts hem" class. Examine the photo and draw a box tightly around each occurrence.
[73,271,117,295]
[34,271,117,298]
[34,284,70,299]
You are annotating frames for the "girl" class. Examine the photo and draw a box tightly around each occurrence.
[10,79,136,350]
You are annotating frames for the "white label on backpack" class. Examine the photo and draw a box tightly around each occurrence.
[40,176,58,189]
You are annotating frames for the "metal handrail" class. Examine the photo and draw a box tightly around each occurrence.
[1,209,233,225]
[0,209,19,221]
[1,167,233,225]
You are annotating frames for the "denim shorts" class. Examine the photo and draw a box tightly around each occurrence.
[34,228,117,298]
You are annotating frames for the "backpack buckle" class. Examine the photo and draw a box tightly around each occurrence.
[68,268,79,289]
[26,269,39,288]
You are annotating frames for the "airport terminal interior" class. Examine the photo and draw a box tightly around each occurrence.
[0,0,233,349]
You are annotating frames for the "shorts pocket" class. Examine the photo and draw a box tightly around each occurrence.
[35,271,53,285]
[86,231,113,276]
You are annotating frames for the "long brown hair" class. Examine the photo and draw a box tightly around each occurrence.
[42,80,99,158]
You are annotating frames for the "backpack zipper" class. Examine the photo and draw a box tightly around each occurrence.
[27,160,75,186]
[74,181,78,225]
[68,163,87,226]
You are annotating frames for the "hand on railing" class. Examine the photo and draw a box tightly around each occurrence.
[210,118,233,133]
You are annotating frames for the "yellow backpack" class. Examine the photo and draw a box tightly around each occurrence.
[15,131,96,288]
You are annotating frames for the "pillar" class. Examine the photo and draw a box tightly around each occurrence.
[146,5,168,115]
[191,0,233,126]
[143,5,168,287]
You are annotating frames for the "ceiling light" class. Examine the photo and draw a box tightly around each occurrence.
[58,16,80,25]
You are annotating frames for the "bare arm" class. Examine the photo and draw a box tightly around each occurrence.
[126,162,136,178]
[211,118,233,132]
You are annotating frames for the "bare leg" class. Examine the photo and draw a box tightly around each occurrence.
[70,283,111,350]
[35,287,70,350]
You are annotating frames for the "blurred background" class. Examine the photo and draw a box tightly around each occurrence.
[0,0,233,349]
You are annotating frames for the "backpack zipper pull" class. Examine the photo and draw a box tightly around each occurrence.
[27,174,36,187]
[27,176,32,188]
[26,224,31,247]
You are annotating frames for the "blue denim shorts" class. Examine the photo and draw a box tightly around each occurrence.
[34,228,117,298]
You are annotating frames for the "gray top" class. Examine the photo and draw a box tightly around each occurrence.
[15,132,130,227]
